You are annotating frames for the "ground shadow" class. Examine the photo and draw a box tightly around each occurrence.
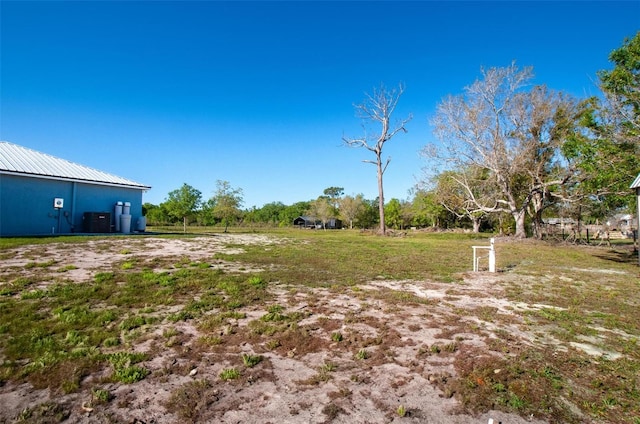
[592,245,639,265]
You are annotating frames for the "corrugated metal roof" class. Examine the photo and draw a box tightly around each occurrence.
[0,141,150,189]
[631,173,640,190]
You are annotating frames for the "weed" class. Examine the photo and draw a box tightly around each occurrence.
[331,332,343,342]
[21,289,46,300]
[165,379,213,420]
[321,361,337,373]
[119,315,155,331]
[265,339,281,350]
[261,304,287,322]
[94,272,115,284]
[113,365,149,384]
[322,403,345,420]
[61,379,79,394]
[444,342,458,353]
[219,367,240,380]
[92,388,112,404]
[105,352,149,384]
[15,402,70,422]
[24,259,57,269]
[199,335,223,346]
[242,353,263,368]
[163,327,179,338]
[103,337,120,347]
[247,275,266,288]
[355,349,369,360]
[397,404,407,417]
[57,264,78,273]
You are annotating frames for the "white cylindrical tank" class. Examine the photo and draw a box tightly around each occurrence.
[114,201,123,232]
[123,202,131,215]
[120,214,132,233]
[136,216,147,232]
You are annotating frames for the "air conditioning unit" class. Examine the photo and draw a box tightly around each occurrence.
[54,198,64,209]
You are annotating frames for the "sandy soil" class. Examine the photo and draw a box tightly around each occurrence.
[0,235,550,424]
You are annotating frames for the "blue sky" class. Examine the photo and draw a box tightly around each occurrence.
[2,1,639,208]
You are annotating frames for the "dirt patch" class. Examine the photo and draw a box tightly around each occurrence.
[1,235,551,423]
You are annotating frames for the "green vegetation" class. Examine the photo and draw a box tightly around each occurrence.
[219,367,240,380]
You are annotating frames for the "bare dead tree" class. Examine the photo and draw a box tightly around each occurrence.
[343,83,412,235]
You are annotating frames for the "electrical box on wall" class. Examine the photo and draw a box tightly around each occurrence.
[53,198,64,209]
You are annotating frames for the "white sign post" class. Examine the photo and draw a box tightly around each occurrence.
[472,238,496,272]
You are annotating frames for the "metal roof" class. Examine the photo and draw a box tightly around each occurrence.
[0,141,150,190]
[632,173,640,190]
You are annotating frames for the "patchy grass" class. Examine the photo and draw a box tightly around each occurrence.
[0,229,638,423]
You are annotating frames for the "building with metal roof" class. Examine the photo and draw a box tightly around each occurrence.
[0,141,151,236]
[632,173,640,266]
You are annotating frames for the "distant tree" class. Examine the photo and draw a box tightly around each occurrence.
[399,199,415,229]
[339,194,365,229]
[355,198,380,230]
[143,202,171,226]
[207,180,244,232]
[323,186,344,210]
[384,198,403,230]
[564,32,640,213]
[164,183,202,233]
[599,31,640,141]
[251,201,287,226]
[433,167,495,233]
[309,197,333,230]
[343,83,412,235]
[410,189,446,228]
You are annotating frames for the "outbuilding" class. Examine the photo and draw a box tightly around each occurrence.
[632,172,640,265]
[0,141,151,237]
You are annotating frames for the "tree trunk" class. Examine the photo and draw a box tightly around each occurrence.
[377,159,386,235]
[183,216,187,233]
[472,217,481,233]
[530,192,545,239]
[513,210,527,238]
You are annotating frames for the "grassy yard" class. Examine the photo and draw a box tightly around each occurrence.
[0,228,638,423]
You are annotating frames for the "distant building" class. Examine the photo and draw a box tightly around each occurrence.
[293,216,342,229]
[632,172,640,266]
[293,216,320,228]
[543,217,576,227]
[633,173,640,226]
[0,141,151,236]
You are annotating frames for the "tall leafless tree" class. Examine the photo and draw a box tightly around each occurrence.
[343,83,412,235]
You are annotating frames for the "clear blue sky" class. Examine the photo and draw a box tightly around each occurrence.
[2,1,638,208]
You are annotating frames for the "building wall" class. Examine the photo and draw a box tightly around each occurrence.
[0,174,145,236]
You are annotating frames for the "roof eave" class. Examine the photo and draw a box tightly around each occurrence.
[0,170,151,191]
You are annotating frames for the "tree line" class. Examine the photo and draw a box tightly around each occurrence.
[143,182,515,232]
[145,32,639,237]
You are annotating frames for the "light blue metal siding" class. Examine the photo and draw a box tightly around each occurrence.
[74,183,143,232]
[0,174,145,236]
[0,174,73,236]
